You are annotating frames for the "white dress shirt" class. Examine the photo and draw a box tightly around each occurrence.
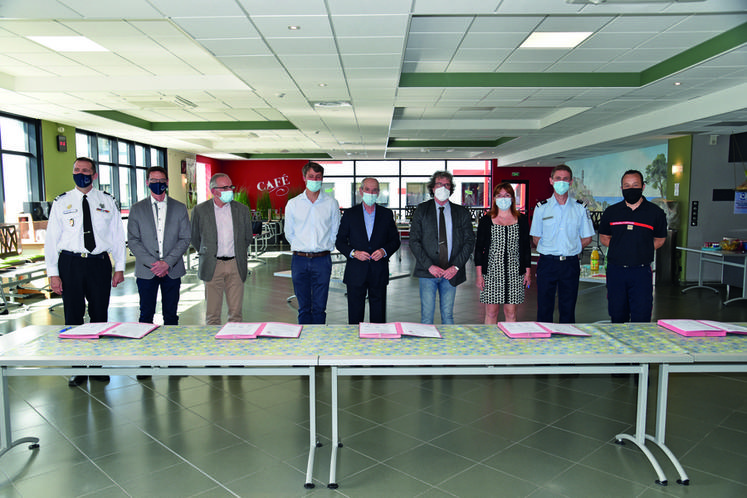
[45,187,127,276]
[213,200,235,257]
[151,195,167,258]
[284,190,341,252]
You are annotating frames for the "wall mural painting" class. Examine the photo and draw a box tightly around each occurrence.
[567,144,677,226]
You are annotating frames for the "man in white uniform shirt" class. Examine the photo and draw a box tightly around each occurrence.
[45,157,126,386]
[284,162,341,324]
[127,166,191,326]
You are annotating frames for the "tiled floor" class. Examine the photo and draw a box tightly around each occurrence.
[1,243,746,497]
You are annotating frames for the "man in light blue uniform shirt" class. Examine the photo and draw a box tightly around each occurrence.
[530,164,594,323]
[284,162,341,324]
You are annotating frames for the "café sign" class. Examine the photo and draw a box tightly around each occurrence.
[257,174,290,196]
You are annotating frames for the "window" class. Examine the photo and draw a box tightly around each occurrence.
[317,160,492,220]
[76,130,165,210]
[0,113,43,223]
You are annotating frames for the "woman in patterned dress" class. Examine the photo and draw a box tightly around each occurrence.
[474,183,532,323]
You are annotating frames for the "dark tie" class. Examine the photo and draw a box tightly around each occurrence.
[438,206,448,269]
[82,194,96,252]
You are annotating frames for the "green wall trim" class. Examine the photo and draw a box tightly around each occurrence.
[399,72,640,88]
[234,153,331,159]
[84,111,297,131]
[642,22,747,85]
[388,137,516,148]
[399,22,746,89]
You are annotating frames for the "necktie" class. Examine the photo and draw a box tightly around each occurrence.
[438,206,448,269]
[82,194,96,252]
[154,203,160,257]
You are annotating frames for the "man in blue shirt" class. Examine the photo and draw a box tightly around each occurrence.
[530,165,595,323]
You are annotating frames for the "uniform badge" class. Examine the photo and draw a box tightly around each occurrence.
[99,203,104,209]
[67,204,72,209]
[68,218,74,226]
[627,224,633,230]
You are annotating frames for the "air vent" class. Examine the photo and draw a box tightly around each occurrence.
[458,107,496,112]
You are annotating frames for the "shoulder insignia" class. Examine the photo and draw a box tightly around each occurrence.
[53,192,68,202]
[537,199,548,206]
[101,190,114,198]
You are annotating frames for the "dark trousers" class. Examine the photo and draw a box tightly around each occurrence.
[291,254,332,324]
[346,280,387,324]
[136,275,182,325]
[58,251,111,325]
[606,263,654,323]
[536,255,580,323]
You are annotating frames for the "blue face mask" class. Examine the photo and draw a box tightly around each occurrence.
[73,173,93,189]
[219,191,234,203]
[149,182,167,195]
[553,180,570,195]
[362,192,378,206]
[306,180,322,193]
[495,197,512,211]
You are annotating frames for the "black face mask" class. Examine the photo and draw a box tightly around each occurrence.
[622,188,643,204]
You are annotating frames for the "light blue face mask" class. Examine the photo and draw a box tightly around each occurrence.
[495,197,512,211]
[306,180,322,192]
[362,192,378,206]
[553,180,570,195]
[219,190,234,203]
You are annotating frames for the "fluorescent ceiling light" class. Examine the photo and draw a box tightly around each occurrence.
[27,36,108,52]
[520,32,592,49]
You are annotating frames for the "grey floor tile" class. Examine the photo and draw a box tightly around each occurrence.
[439,463,539,498]
[383,443,477,485]
[12,460,117,498]
[483,443,576,486]
[548,463,649,498]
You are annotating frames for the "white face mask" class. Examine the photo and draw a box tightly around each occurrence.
[434,186,451,202]
[361,192,378,206]
[495,197,512,211]
[306,180,322,192]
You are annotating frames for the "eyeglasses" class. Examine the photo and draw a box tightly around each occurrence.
[214,185,236,191]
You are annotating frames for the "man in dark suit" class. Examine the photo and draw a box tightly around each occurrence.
[191,173,253,325]
[410,170,475,324]
[127,166,191,326]
[336,177,401,324]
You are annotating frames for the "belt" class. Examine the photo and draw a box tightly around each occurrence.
[609,262,649,269]
[60,250,107,260]
[539,254,578,261]
[293,251,331,258]
[216,256,235,261]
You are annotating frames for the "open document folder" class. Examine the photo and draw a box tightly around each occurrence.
[59,322,159,339]
[657,319,747,337]
[498,322,590,339]
[358,322,441,339]
[215,322,303,339]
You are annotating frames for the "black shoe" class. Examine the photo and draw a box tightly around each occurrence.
[68,375,87,386]
[90,375,110,382]
[136,375,152,380]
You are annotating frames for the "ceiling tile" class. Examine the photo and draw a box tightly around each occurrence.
[148,0,246,17]
[174,17,259,39]
[199,38,269,57]
[265,37,338,55]
[236,0,329,16]
[331,15,409,37]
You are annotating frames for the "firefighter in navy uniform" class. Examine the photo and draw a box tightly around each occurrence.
[599,169,667,323]
[45,157,126,386]
[530,165,595,323]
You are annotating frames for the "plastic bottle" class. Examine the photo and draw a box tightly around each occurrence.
[590,247,600,273]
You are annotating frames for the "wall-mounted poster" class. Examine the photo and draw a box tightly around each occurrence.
[735,190,747,214]
[461,183,482,207]
[406,183,428,206]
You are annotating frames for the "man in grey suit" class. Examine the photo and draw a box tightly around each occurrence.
[191,173,253,325]
[410,170,475,324]
[127,166,191,325]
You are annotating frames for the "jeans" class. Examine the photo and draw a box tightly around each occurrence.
[419,277,457,324]
[291,254,332,324]
[136,275,181,325]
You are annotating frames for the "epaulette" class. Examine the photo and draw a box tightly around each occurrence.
[537,199,548,206]
[102,190,114,198]
[53,192,68,202]
[576,199,584,205]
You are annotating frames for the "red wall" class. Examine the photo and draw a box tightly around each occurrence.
[493,165,553,221]
[196,157,308,212]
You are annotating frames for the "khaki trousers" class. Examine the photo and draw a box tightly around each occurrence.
[205,259,244,325]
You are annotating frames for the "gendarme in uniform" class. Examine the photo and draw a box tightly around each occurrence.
[530,194,594,323]
[45,183,126,325]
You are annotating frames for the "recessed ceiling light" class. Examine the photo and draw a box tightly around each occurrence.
[318,83,327,87]
[27,35,108,52]
[520,32,592,49]
[674,81,682,86]
[288,25,301,31]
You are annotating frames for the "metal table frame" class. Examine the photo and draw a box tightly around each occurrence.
[678,247,747,305]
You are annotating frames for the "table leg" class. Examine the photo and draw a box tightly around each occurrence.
[304,366,317,489]
[0,367,40,459]
[681,252,719,295]
[327,366,340,489]
[614,364,669,486]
